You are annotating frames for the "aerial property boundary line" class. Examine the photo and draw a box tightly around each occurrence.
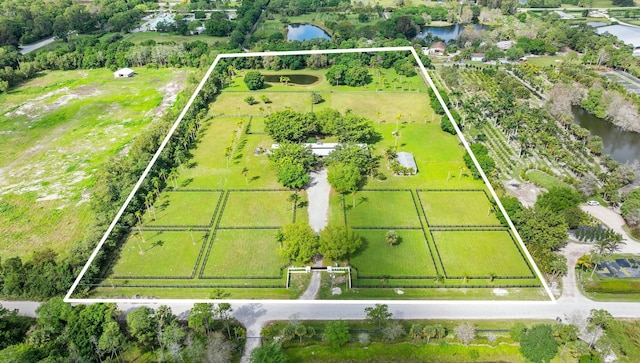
[65,46,556,304]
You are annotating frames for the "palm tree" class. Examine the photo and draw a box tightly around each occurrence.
[241,167,249,185]
[287,193,300,212]
[188,227,195,245]
[385,230,399,246]
[395,113,403,133]
[132,233,145,255]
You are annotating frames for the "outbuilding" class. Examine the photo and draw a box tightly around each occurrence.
[114,68,135,78]
[396,151,417,174]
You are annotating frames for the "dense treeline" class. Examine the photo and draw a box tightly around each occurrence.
[0,300,244,362]
[0,0,157,46]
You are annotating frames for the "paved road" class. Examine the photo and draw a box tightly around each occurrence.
[582,205,640,254]
[19,37,55,55]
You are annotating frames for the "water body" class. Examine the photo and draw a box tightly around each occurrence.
[263,74,319,85]
[417,24,488,43]
[572,106,640,164]
[287,24,330,41]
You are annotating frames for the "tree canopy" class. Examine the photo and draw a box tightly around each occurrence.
[244,71,265,90]
[519,324,558,363]
[278,223,319,263]
[318,224,362,261]
[265,109,318,143]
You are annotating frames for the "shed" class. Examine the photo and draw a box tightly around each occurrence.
[114,68,135,78]
[396,152,417,174]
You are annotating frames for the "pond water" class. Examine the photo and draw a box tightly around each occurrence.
[263,74,319,85]
[572,106,640,164]
[287,24,330,41]
[416,24,488,43]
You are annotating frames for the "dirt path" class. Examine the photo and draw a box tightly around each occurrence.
[558,242,593,303]
[299,169,330,300]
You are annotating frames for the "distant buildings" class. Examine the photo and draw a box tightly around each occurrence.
[596,25,640,57]
[422,41,447,55]
[470,53,486,62]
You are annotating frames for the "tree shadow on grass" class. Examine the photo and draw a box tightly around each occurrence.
[187,161,198,169]
[249,175,260,184]
[351,235,369,259]
[181,178,193,188]
[146,240,164,252]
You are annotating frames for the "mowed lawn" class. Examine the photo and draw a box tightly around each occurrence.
[433,231,533,277]
[145,191,221,227]
[419,191,501,226]
[351,230,437,276]
[111,231,206,278]
[218,191,296,227]
[201,229,287,277]
[345,191,421,228]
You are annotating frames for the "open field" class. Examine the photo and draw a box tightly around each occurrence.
[201,229,288,277]
[122,32,229,45]
[433,231,533,277]
[419,191,501,226]
[0,68,190,257]
[111,230,206,278]
[345,191,422,228]
[84,58,544,299]
[351,230,437,277]
[145,191,222,227]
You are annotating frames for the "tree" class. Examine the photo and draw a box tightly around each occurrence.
[454,322,476,345]
[98,320,126,362]
[269,142,317,172]
[319,224,363,261]
[324,321,350,348]
[244,71,265,90]
[188,303,214,335]
[278,222,319,263]
[249,342,287,363]
[381,320,404,341]
[385,230,400,246]
[265,109,318,143]
[205,332,235,363]
[328,162,364,207]
[127,306,158,351]
[277,163,310,190]
[244,96,256,105]
[520,324,558,363]
[365,304,393,331]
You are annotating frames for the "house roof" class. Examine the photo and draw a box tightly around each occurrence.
[271,142,367,157]
[596,25,640,49]
[396,152,417,171]
[431,41,446,50]
[114,68,135,75]
[471,53,485,58]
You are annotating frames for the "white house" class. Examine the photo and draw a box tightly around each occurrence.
[114,68,135,78]
[271,142,366,157]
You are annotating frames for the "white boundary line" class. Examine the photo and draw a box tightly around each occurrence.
[65,46,555,304]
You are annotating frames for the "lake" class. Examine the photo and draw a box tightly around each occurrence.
[572,106,640,164]
[287,24,330,41]
[417,24,488,43]
[263,74,319,85]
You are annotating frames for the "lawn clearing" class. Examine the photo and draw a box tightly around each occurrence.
[345,191,422,228]
[111,230,206,278]
[218,191,296,227]
[432,231,533,277]
[201,229,287,277]
[0,68,189,257]
[351,230,436,277]
[144,191,221,227]
[419,191,501,226]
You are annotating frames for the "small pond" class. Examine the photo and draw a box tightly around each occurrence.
[287,24,330,41]
[572,106,640,165]
[263,74,319,85]
[417,24,488,43]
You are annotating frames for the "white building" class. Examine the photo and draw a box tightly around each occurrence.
[114,68,135,78]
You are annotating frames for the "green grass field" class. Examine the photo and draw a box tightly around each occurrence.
[111,230,206,278]
[122,31,230,45]
[345,191,422,228]
[89,60,545,299]
[419,191,501,226]
[201,229,288,277]
[218,191,297,227]
[0,68,190,257]
[145,191,221,226]
[351,230,436,277]
[433,231,532,277]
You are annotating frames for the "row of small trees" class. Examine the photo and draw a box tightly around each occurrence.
[277,223,362,263]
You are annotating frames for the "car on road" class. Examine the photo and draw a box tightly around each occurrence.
[587,200,600,206]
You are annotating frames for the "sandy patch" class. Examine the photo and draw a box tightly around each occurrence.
[155,72,188,118]
[493,288,508,296]
[504,179,543,207]
[5,85,102,120]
